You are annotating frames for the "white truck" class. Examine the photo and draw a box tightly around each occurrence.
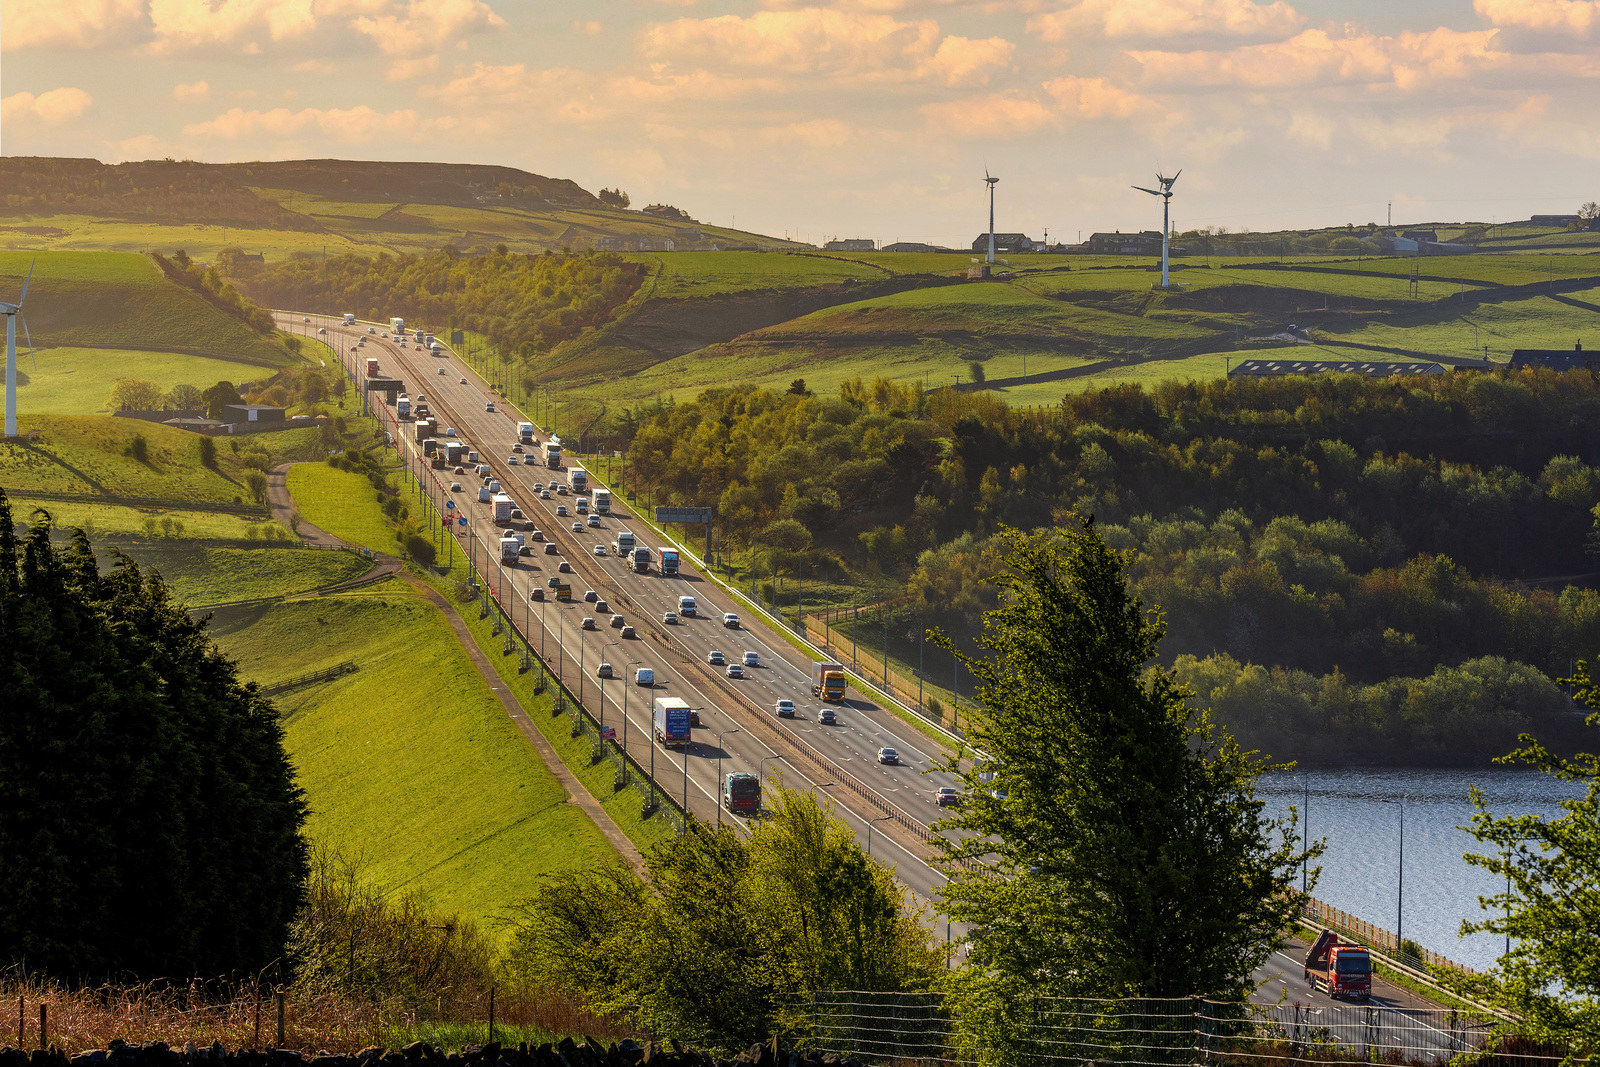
[593,488,611,515]
[653,697,693,747]
[492,493,515,523]
[500,536,521,565]
[342,312,356,325]
[570,468,588,494]
[390,316,405,333]
[518,422,535,445]
[396,394,411,419]
[613,528,636,558]
[545,441,562,469]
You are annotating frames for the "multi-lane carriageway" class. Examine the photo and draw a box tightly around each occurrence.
[287,313,964,919]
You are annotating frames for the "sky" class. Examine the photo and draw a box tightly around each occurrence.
[2,0,1598,248]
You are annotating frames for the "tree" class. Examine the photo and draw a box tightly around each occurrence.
[246,469,268,505]
[934,521,1308,1059]
[0,491,309,979]
[165,383,204,411]
[1579,202,1599,222]
[198,435,217,468]
[597,187,631,209]
[125,433,150,463]
[202,380,241,421]
[1461,662,1600,1056]
[109,378,164,411]
[968,361,986,386]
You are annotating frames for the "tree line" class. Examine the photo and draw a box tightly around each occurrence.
[0,158,314,230]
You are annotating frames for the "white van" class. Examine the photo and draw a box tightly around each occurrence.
[635,667,654,686]
[678,595,697,617]
[478,486,492,503]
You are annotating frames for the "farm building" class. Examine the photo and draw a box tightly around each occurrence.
[824,238,876,251]
[883,242,952,253]
[1510,342,1600,372]
[1085,231,1162,255]
[223,404,286,426]
[1229,359,1446,379]
[970,233,1036,254]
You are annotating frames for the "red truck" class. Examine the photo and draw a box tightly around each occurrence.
[1303,930,1372,1001]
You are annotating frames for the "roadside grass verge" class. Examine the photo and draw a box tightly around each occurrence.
[209,579,616,936]
[110,543,370,604]
[18,346,280,415]
[0,250,299,364]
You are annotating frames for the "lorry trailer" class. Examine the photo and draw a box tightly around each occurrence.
[613,529,635,557]
[342,312,356,325]
[500,537,521,565]
[518,422,534,445]
[570,468,587,494]
[812,661,847,702]
[592,488,611,514]
[396,394,411,419]
[1303,931,1372,1001]
[656,547,680,576]
[630,546,651,573]
[365,357,380,378]
[492,493,515,523]
[722,772,761,815]
[653,697,693,747]
[545,441,562,469]
[390,317,405,333]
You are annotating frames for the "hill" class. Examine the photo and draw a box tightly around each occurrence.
[0,156,802,259]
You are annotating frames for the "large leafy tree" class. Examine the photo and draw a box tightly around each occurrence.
[934,520,1308,1055]
[1462,664,1600,1057]
[0,490,308,980]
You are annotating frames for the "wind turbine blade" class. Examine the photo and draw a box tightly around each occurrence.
[19,258,35,305]
[22,313,35,370]
[1132,186,1162,196]
[1169,169,1182,188]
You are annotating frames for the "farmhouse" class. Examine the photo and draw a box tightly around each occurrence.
[1086,231,1162,255]
[1510,342,1600,372]
[824,238,876,251]
[1229,359,1446,379]
[970,233,1035,254]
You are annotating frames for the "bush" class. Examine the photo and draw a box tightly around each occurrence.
[125,433,149,463]
[405,534,436,567]
[198,435,217,468]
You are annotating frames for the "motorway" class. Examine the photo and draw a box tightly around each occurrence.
[286,313,965,925]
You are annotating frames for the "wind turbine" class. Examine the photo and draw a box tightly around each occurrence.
[1,260,34,439]
[1132,170,1181,289]
[984,170,999,265]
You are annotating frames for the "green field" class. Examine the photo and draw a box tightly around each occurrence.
[286,462,407,555]
[0,414,259,503]
[0,217,391,259]
[644,250,890,298]
[16,346,279,415]
[7,496,275,540]
[0,250,301,366]
[210,580,615,934]
[112,543,370,604]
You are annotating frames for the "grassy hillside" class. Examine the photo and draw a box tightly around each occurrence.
[286,462,407,555]
[0,413,257,502]
[0,251,299,367]
[210,580,615,934]
[16,346,280,415]
[113,543,369,603]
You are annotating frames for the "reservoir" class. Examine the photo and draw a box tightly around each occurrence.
[1258,767,1584,974]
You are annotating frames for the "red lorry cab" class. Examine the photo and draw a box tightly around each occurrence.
[1304,930,1372,1001]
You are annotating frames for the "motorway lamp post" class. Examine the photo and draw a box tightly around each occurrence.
[866,814,893,859]
[1379,794,1406,958]
[759,755,785,793]
[621,659,642,785]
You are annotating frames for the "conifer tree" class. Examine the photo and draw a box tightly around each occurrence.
[0,490,308,980]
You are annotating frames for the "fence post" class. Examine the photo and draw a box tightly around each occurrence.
[276,987,286,1047]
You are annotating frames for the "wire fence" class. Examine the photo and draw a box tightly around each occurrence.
[791,991,1553,1067]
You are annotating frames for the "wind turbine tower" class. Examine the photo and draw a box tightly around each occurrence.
[984,171,999,264]
[1,261,33,439]
[1132,170,1181,289]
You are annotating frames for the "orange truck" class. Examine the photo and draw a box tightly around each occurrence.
[1303,930,1372,1001]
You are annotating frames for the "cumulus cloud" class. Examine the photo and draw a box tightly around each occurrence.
[641,10,940,75]
[0,0,144,51]
[351,0,507,57]
[146,0,319,53]
[1028,0,1304,41]
[173,80,210,101]
[184,104,426,142]
[1129,26,1507,91]
[921,76,1152,137]
[1,87,94,124]
[1475,0,1600,34]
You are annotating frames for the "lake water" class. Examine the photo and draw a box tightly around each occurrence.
[1258,767,1584,974]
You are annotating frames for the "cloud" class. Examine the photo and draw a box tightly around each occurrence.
[1,87,94,124]
[1028,0,1304,41]
[1474,0,1600,34]
[0,0,144,51]
[921,92,1057,137]
[183,104,426,142]
[173,80,210,102]
[351,0,507,57]
[145,0,319,53]
[1129,26,1507,91]
[923,35,1016,85]
[641,10,940,76]
[573,19,603,34]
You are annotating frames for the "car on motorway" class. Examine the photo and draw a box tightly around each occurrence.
[571,521,583,532]
[510,508,525,521]
[508,455,520,465]
[544,543,558,555]
[318,326,326,334]
[532,481,544,491]
[584,589,598,602]
[530,529,544,541]
[539,489,551,499]
[775,699,796,718]
[459,376,467,384]
[557,561,572,573]
[581,617,596,630]
[454,466,466,475]
[742,651,760,667]
[555,484,568,495]
[707,650,725,666]
[723,613,740,628]
[936,786,962,808]
[620,625,635,638]
[818,707,836,725]
[593,544,606,555]
[877,747,899,765]
[726,663,744,679]
[368,326,376,334]
[596,662,613,679]
[438,366,446,375]
[663,611,678,625]
[635,667,654,685]
[609,614,625,628]
[594,600,609,613]
[381,332,388,338]
[449,482,461,492]
[444,427,457,437]
[587,514,601,527]
[303,316,310,323]
[513,443,525,453]
[556,505,568,517]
